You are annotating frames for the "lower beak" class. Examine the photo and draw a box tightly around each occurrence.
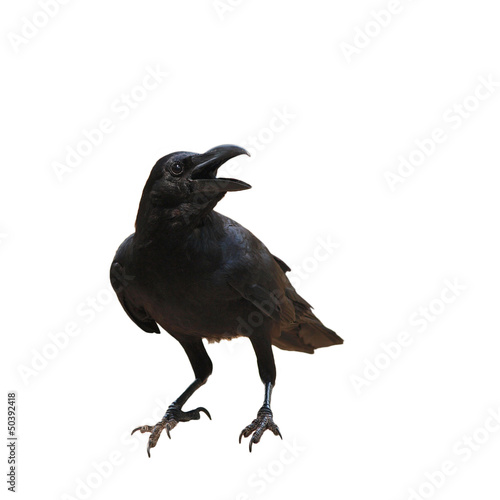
[190,144,251,193]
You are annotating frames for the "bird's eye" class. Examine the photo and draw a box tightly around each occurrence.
[170,163,184,176]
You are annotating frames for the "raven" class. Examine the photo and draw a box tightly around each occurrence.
[110,144,343,455]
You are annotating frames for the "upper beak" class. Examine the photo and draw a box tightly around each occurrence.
[190,144,251,193]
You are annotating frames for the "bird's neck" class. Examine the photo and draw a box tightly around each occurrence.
[134,199,218,250]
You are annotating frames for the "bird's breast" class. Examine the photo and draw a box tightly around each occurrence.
[129,251,248,338]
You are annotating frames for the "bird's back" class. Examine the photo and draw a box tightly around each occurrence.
[215,213,343,353]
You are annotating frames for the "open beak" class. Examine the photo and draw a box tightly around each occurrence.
[190,144,251,193]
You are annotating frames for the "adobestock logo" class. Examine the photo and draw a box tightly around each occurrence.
[220,106,296,181]
[405,405,500,500]
[8,0,73,54]
[350,277,467,394]
[234,236,339,338]
[339,0,417,64]
[51,65,169,182]
[212,0,246,21]
[384,74,499,191]
[287,236,340,289]
[17,285,116,385]
[60,396,171,500]
[229,439,306,499]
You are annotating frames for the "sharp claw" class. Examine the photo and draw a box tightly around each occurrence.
[132,425,153,435]
[132,404,211,452]
[239,409,281,452]
[198,407,212,420]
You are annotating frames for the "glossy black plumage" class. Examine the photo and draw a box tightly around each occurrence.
[110,144,342,455]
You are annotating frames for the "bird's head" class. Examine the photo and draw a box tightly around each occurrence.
[136,144,250,231]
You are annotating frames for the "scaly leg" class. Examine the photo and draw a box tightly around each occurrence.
[239,334,282,452]
[132,338,213,457]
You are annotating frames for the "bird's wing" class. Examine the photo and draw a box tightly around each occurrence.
[272,254,291,273]
[110,236,160,334]
[223,222,342,353]
[226,253,309,327]
[222,222,295,323]
[226,278,284,322]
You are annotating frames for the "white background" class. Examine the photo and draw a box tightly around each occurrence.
[2,1,500,499]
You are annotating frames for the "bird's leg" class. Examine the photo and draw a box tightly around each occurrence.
[132,338,213,457]
[239,334,282,452]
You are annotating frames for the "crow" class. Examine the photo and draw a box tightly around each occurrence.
[110,144,343,455]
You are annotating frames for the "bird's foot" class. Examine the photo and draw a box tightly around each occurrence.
[131,403,211,457]
[239,406,282,452]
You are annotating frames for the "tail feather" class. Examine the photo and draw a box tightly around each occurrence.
[269,266,343,353]
[272,311,343,354]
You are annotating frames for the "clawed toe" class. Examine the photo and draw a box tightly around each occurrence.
[131,418,176,457]
[131,404,211,456]
[179,406,212,421]
[131,424,153,435]
[239,407,282,452]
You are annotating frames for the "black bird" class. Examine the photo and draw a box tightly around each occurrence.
[110,144,343,455]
